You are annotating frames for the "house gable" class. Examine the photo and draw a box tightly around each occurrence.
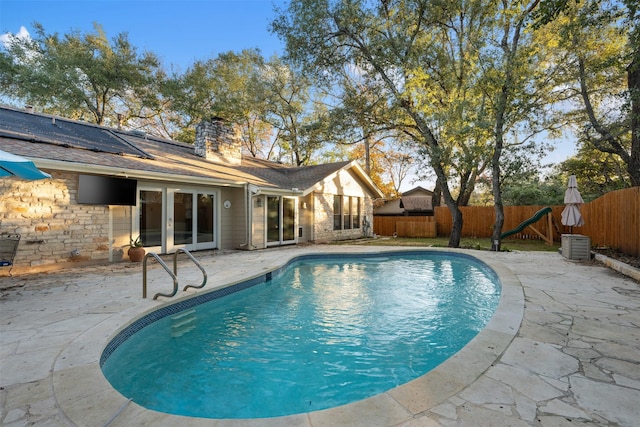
[302,161,383,199]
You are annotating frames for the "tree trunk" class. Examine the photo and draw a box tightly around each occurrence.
[432,160,462,247]
[432,179,442,209]
[628,49,640,187]
[447,201,464,248]
[431,167,462,247]
[491,119,505,251]
[365,134,371,175]
[491,152,505,251]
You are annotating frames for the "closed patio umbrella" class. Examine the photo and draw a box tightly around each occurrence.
[561,175,584,232]
[0,149,51,180]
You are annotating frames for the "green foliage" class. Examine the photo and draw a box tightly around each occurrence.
[0,23,161,125]
[543,0,639,186]
[272,0,560,248]
[556,144,630,201]
[501,177,565,206]
[262,56,329,165]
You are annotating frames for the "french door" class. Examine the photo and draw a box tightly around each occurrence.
[266,196,297,246]
[137,187,217,253]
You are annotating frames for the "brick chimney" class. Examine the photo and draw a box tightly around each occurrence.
[194,117,242,165]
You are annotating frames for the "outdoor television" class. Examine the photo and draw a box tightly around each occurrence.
[78,174,137,206]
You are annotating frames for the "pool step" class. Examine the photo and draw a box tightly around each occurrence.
[171,309,196,337]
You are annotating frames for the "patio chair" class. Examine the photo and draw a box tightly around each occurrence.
[0,234,21,275]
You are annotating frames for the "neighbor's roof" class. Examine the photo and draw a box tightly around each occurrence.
[0,106,382,196]
[399,196,433,211]
[402,186,434,197]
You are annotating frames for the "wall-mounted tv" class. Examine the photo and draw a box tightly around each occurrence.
[78,174,137,206]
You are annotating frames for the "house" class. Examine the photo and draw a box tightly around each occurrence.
[0,106,382,274]
[373,186,435,216]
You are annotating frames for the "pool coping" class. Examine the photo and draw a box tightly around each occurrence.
[52,247,523,427]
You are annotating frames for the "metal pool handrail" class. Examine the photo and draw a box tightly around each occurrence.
[142,249,207,299]
[174,248,208,291]
[142,252,178,299]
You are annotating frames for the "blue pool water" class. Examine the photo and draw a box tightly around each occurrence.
[101,251,500,419]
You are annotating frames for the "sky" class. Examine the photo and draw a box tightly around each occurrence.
[0,0,287,71]
[0,0,577,191]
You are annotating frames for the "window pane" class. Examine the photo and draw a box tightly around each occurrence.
[174,192,193,245]
[353,197,361,229]
[267,196,280,242]
[333,195,342,230]
[283,198,296,241]
[139,190,162,247]
[197,194,214,243]
[343,196,351,229]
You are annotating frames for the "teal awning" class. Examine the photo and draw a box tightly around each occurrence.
[0,149,51,180]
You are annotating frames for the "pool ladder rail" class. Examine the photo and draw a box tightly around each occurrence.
[142,248,208,300]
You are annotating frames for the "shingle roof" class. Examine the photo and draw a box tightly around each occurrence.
[237,158,352,190]
[0,107,152,158]
[399,196,433,212]
[0,106,375,195]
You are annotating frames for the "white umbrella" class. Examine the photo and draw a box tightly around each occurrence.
[0,149,51,180]
[561,175,584,232]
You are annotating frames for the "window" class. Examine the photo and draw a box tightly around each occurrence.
[343,196,352,229]
[353,197,361,229]
[333,195,361,230]
[333,195,342,230]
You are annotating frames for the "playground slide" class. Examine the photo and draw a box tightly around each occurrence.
[500,207,553,239]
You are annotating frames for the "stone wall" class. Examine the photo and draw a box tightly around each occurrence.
[312,193,374,243]
[0,171,112,274]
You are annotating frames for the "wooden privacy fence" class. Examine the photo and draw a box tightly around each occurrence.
[373,216,437,237]
[433,187,639,257]
[434,205,564,241]
[579,187,639,257]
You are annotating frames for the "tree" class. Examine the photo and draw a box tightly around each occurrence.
[273,0,500,247]
[541,0,640,186]
[557,143,630,200]
[164,49,277,155]
[500,175,565,206]
[383,147,415,196]
[349,142,396,197]
[0,23,161,126]
[263,56,330,165]
[480,0,555,250]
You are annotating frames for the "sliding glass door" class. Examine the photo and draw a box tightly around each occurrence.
[169,189,216,251]
[266,196,297,246]
[139,189,164,251]
[137,186,217,253]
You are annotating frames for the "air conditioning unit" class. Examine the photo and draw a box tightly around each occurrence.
[562,234,591,260]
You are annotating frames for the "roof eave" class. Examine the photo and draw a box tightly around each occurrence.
[32,158,247,187]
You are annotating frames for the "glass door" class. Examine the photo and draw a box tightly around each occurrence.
[138,189,164,252]
[173,192,193,245]
[282,197,296,242]
[169,189,217,252]
[266,196,297,246]
[137,186,216,254]
[267,196,280,243]
[196,193,215,245]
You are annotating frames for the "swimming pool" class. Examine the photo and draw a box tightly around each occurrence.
[101,251,501,419]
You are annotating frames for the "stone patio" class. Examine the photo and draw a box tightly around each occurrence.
[1,245,639,426]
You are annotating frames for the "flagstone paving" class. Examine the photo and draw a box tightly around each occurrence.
[1,246,638,426]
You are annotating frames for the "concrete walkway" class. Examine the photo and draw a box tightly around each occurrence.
[1,246,639,426]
